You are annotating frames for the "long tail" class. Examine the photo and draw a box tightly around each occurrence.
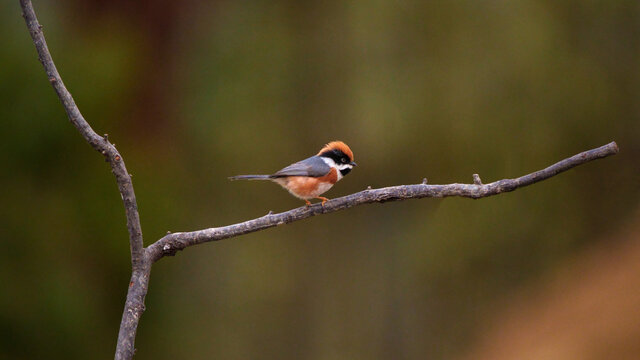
[228,175,273,181]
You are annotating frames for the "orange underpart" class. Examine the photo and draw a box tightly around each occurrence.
[316,167,338,184]
[284,168,338,199]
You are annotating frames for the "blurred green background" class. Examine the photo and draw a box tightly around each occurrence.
[2,0,639,359]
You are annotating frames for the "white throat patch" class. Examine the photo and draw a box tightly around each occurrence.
[321,157,353,181]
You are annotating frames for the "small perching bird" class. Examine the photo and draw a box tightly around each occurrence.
[229,141,357,206]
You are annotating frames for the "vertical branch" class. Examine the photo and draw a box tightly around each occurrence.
[116,264,151,360]
[20,1,148,359]
[19,0,144,267]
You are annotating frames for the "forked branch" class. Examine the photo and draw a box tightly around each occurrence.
[19,1,619,359]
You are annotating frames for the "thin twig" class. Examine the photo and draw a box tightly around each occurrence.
[19,1,147,359]
[147,141,618,262]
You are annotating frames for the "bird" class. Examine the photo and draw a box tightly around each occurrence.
[229,141,357,206]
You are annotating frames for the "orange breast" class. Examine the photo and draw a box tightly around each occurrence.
[316,167,339,184]
[277,168,338,199]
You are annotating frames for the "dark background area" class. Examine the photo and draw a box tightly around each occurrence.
[2,0,639,359]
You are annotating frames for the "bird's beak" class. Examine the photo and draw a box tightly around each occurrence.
[350,161,357,166]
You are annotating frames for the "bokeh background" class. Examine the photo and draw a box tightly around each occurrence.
[2,0,639,359]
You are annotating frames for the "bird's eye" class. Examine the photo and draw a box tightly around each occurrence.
[342,158,348,163]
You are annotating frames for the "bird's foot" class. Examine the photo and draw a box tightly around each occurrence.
[316,197,329,207]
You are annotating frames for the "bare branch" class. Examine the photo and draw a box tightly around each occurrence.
[19,1,620,359]
[147,141,619,262]
[20,0,144,266]
[115,263,151,360]
[20,1,146,359]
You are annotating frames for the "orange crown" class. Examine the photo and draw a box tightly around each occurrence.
[317,141,354,162]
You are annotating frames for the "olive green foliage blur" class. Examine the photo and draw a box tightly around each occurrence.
[1,0,638,359]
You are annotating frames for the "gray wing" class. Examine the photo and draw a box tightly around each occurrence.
[271,156,331,178]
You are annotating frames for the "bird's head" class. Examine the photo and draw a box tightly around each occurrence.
[317,141,357,176]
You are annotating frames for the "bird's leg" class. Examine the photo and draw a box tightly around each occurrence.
[315,197,329,206]
[304,200,312,206]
